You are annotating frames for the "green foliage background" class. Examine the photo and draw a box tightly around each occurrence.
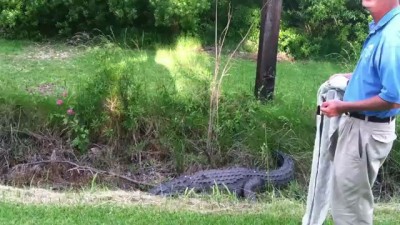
[0,0,369,58]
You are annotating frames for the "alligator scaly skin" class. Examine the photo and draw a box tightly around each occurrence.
[149,151,295,200]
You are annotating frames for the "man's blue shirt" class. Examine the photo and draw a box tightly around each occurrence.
[343,6,400,118]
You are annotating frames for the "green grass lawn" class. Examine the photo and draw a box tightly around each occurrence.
[0,202,304,225]
[0,185,399,225]
[0,38,343,102]
[0,203,393,225]
[0,41,99,95]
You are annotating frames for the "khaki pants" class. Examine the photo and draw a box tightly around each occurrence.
[330,115,397,225]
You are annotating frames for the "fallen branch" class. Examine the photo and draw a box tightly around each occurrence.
[14,160,154,187]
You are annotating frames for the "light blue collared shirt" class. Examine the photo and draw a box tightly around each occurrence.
[343,6,400,118]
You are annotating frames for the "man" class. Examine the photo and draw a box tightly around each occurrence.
[320,0,400,224]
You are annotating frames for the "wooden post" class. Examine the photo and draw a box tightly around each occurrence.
[255,0,283,101]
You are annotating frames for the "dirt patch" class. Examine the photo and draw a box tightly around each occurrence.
[0,128,173,193]
[1,152,163,192]
[25,82,62,96]
[200,46,295,62]
[16,33,99,61]
[26,47,74,60]
[16,44,79,61]
[235,51,295,62]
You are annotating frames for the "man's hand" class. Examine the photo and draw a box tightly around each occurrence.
[329,73,352,80]
[321,100,346,117]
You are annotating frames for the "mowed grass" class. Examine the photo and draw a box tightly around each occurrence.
[0,198,399,225]
[0,184,399,225]
[0,202,303,225]
[0,41,99,95]
[0,38,342,101]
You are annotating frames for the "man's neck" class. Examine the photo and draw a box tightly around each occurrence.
[371,4,399,23]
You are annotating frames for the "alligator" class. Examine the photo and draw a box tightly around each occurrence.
[148,151,295,200]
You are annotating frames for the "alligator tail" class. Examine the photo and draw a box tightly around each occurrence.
[267,150,295,186]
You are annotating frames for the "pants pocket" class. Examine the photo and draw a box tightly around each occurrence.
[371,132,397,143]
[369,131,397,160]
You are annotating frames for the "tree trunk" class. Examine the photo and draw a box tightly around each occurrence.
[255,0,283,101]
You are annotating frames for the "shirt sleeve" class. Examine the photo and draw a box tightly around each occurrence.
[378,33,400,104]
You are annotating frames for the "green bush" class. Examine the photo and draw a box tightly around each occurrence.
[0,0,141,38]
[0,1,371,59]
[198,1,261,46]
[281,0,369,58]
[150,0,211,33]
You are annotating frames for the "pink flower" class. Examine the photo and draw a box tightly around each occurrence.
[67,109,75,116]
[56,99,63,105]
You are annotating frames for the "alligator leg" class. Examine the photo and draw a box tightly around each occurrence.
[243,177,265,201]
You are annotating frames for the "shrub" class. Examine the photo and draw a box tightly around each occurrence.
[281,0,369,59]
[0,0,141,38]
[150,0,211,34]
[1,0,370,59]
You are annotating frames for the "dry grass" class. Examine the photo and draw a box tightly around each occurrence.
[0,185,297,215]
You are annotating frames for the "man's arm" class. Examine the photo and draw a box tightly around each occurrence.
[323,35,400,117]
[321,96,400,117]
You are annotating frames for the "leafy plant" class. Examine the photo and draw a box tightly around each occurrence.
[150,0,211,33]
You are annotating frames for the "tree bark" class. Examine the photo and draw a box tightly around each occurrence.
[255,0,283,101]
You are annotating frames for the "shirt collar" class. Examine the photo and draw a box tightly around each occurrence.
[369,6,400,33]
